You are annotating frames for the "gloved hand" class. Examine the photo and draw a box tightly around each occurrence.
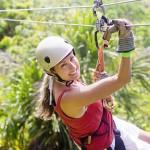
[102,24,118,43]
[112,19,135,53]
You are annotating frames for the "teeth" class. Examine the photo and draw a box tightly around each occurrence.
[70,72,76,75]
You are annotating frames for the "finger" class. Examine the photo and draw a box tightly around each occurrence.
[105,97,115,108]
[107,101,114,107]
[108,25,118,33]
[112,19,121,25]
[103,100,113,111]
[113,19,131,33]
[103,99,107,107]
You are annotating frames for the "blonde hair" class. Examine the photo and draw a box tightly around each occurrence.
[35,73,54,120]
[35,67,74,120]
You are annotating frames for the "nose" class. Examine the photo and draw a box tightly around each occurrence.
[68,61,76,70]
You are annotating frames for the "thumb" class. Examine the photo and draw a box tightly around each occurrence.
[108,25,118,33]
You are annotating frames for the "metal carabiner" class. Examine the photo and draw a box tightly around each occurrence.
[95,15,111,48]
[93,0,105,17]
[93,0,114,48]
[93,0,110,48]
[96,15,109,32]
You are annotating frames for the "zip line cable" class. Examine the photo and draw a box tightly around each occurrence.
[0,0,141,13]
[0,0,149,28]
[0,18,95,27]
[0,18,150,27]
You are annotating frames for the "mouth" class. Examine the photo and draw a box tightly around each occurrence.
[69,69,79,77]
[69,71,77,76]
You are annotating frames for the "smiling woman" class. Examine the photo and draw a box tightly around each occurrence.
[35,19,150,150]
[53,52,80,81]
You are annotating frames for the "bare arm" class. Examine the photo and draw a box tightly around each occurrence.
[61,19,134,114]
[62,57,131,108]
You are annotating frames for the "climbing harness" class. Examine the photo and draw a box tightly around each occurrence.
[80,109,126,150]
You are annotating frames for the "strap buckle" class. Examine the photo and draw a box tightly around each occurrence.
[81,135,92,145]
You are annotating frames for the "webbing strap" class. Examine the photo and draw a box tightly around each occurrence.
[114,130,126,150]
[96,46,105,73]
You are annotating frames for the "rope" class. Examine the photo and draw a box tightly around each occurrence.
[0,0,141,13]
[0,18,149,27]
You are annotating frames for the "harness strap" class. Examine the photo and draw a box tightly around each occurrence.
[80,122,126,150]
[80,108,110,150]
[80,137,90,150]
[114,129,126,150]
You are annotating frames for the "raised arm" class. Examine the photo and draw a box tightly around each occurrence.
[61,19,134,108]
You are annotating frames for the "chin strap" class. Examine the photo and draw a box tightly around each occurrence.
[48,74,74,106]
[48,76,54,105]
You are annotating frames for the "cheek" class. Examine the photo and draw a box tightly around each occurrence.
[56,68,69,78]
[53,67,62,76]
[76,60,80,69]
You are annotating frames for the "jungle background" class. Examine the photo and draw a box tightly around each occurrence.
[0,0,150,150]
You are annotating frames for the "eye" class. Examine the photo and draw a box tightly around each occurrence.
[70,56,75,61]
[60,63,66,68]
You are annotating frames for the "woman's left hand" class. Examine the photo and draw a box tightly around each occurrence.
[103,96,115,112]
[92,71,109,82]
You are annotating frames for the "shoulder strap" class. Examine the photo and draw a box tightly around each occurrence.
[54,89,70,110]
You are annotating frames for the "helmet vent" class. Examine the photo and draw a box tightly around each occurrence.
[44,56,50,63]
[64,40,69,43]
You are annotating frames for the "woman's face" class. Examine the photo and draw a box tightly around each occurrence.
[54,52,80,81]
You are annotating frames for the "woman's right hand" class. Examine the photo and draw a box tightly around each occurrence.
[112,19,135,52]
[112,19,132,38]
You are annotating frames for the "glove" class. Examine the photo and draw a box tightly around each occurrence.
[112,19,135,53]
[102,24,118,42]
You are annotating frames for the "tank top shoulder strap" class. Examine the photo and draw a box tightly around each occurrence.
[54,89,70,111]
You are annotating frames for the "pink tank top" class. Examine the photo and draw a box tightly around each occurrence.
[54,90,114,150]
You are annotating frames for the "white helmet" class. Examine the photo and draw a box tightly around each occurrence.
[36,36,73,71]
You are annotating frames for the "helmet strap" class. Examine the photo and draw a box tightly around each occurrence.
[54,73,74,87]
[46,70,73,87]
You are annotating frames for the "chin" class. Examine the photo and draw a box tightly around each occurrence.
[70,74,80,81]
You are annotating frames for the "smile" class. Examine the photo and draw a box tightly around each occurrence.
[69,72,77,76]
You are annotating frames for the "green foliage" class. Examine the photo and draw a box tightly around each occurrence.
[0,57,42,149]
[27,117,79,150]
[0,36,13,49]
[0,0,32,39]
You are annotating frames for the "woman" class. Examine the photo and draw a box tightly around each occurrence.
[35,19,150,150]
